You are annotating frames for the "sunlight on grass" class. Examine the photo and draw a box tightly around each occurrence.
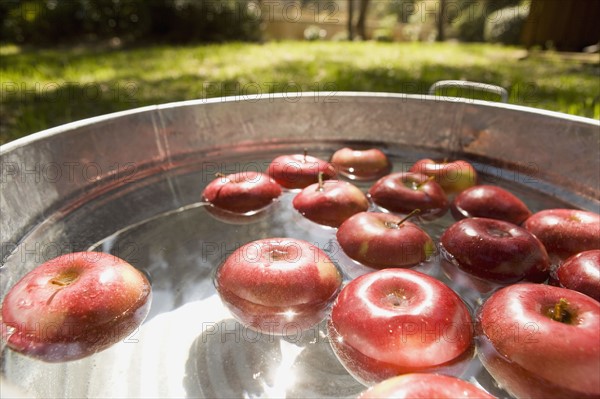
[1,41,598,144]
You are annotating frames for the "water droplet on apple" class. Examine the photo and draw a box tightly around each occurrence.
[17,299,33,309]
[487,227,512,238]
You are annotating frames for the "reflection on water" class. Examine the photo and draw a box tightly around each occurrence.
[184,318,363,398]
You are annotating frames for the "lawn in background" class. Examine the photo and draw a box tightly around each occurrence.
[1,41,598,144]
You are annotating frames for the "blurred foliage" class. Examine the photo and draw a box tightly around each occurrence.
[450,0,524,42]
[372,15,397,42]
[0,0,261,45]
[484,2,530,44]
[380,0,418,23]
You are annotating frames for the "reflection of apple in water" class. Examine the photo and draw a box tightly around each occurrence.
[440,258,502,297]
[358,373,494,399]
[330,147,391,181]
[215,238,342,335]
[292,174,369,228]
[328,269,473,386]
[203,201,276,225]
[477,283,600,399]
[368,172,448,219]
[524,209,600,259]
[441,217,550,283]
[409,158,477,193]
[551,250,600,301]
[1,252,152,362]
[336,211,436,269]
[451,185,532,225]
[267,152,336,189]
[202,171,281,214]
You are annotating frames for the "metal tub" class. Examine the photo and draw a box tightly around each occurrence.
[1,92,599,398]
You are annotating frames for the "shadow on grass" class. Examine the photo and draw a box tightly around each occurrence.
[1,46,598,144]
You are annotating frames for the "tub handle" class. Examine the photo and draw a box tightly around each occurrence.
[429,80,509,103]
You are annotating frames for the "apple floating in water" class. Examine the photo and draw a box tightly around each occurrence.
[477,283,600,399]
[368,172,448,219]
[451,184,532,225]
[441,217,550,284]
[215,238,342,335]
[336,210,436,269]
[1,252,152,362]
[267,151,336,189]
[330,147,391,181]
[358,373,495,399]
[328,269,474,386]
[292,172,369,228]
[201,171,282,214]
[551,250,600,302]
[523,209,600,260]
[409,158,477,194]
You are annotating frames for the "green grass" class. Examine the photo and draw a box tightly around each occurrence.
[1,41,598,144]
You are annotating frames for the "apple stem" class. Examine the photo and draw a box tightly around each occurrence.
[303,148,308,163]
[548,298,572,323]
[316,172,324,191]
[396,209,421,226]
[215,172,227,179]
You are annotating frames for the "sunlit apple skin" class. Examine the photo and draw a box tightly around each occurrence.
[201,171,281,214]
[441,217,550,284]
[409,158,477,194]
[0,252,152,362]
[358,373,495,399]
[267,154,337,189]
[451,185,532,225]
[292,180,369,228]
[368,172,448,219]
[551,250,600,301]
[328,269,474,386]
[477,283,600,399]
[215,238,342,335]
[330,147,392,181]
[523,209,600,259]
[336,212,436,269]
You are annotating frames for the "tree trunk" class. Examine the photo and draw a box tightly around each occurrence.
[348,0,355,40]
[356,0,370,40]
[437,0,446,42]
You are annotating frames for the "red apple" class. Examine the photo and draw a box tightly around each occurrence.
[524,209,600,260]
[358,373,494,399]
[215,238,342,335]
[477,283,600,399]
[336,211,436,269]
[292,175,369,228]
[451,185,532,225]
[368,172,448,219]
[0,252,152,362]
[330,147,391,181]
[201,171,281,214]
[409,158,477,194]
[441,217,550,284]
[552,250,600,301]
[267,152,337,189]
[328,269,473,386]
